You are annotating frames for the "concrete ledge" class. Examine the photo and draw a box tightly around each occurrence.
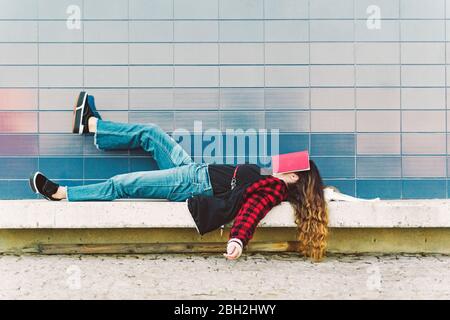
[1,199,450,255]
[0,199,450,229]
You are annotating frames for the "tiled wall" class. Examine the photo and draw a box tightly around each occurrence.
[1,0,450,199]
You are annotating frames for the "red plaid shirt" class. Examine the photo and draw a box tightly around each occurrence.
[229,176,288,248]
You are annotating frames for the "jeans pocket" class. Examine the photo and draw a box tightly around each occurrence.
[189,163,206,186]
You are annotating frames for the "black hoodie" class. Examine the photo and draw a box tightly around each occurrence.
[186,164,266,235]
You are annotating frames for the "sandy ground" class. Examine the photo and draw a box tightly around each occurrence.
[0,253,449,300]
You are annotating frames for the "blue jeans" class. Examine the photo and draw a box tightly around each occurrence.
[66,119,214,201]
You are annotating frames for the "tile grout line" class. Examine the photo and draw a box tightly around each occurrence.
[353,0,356,197]
[445,0,449,199]
[308,0,311,186]
[36,2,40,199]
[399,4,403,199]
[127,0,131,173]
[82,0,86,185]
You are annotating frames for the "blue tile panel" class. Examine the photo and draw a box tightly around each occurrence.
[0,0,449,199]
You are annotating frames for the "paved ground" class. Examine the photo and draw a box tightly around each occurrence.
[0,253,449,299]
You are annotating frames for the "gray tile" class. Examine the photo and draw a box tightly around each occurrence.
[85,66,129,88]
[129,0,173,19]
[39,66,82,88]
[129,111,175,132]
[265,66,309,87]
[84,21,129,42]
[0,21,38,42]
[39,111,72,133]
[355,20,399,42]
[356,65,400,87]
[220,21,263,42]
[402,156,447,177]
[356,88,400,109]
[220,111,264,130]
[220,43,263,65]
[265,43,308,64]
[311,88,354,109]
[39,0,83,19]
[97,111,129,123]
[310,0,354,19]
[0,0,38,19]
[357,133,401,155]
[401,88,445,109]
[85,89,129,111]
[0,89,38,110]
[311,111,355,132]
[355,0,399,19]
[40,44,83,65]
[0,44,38,65]
[402,133,447,155]
[130,89,173,110]
[84,0,128,19]
[130,66,173,87]
[402,65,445,87]
[174,66,219,87]
[311,66,354,87]
[175,111,220,131]
[220,66,264,87]
[265,111,310,132]
[174,0,218,19]
[357,157,401,178]
[401,43,445,64]
[175,43,218,65]
[265,88,309,109]
[355,43,399,64]
[39,89,83,110]
[0,112,37,133]
[174,21,218,42]
[130,21,174,42]
[402,111,446,132]
[175,89,219,110]
[130,44,173,65]
[39,134,83,156]
[310,20,354,42]
[310,43,354,64]
[400,0,445,19]
[0,67,38,87]
[84,44,128,65]
[264,0,308,19]
[220,88,264,109]
[357,111,400,132]
[401,20,445,41]
[219,0,263,19]
[265,20,308,42]
[39,21,82,42]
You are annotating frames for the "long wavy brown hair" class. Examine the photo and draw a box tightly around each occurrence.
[286,160,329,262]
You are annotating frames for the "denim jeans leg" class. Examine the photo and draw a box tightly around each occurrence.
[94,119,193,170]
[67,163,213,202]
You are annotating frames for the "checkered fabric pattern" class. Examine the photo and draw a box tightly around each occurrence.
[229,176,289,248]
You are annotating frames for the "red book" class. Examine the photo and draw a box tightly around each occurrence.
[271,150,310,174]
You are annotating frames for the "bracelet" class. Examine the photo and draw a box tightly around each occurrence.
[228,238,243,249]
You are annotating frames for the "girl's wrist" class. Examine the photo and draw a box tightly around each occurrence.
[228,238,243,249]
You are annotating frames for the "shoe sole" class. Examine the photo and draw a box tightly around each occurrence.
[29,171,52,201]
[72,91,87,135]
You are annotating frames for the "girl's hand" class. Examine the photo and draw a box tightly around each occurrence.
[223,241,243,260]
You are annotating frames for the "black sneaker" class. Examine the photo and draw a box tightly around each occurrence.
[29,172,61,201]
[72,92,101,134]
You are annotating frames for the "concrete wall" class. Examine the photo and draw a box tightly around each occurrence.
[0,0,450,199]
